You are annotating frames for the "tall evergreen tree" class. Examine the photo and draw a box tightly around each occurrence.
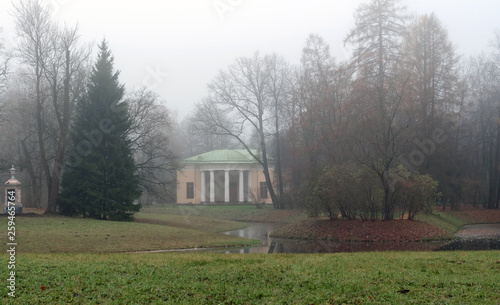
[58,41,141,220]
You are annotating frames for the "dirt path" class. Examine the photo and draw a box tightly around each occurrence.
[455,224,500,239]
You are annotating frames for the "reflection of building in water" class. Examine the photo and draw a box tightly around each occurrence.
[177,150,274,204]
[223,222,282,254]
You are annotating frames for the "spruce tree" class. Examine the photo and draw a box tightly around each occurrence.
[58,41,141,220]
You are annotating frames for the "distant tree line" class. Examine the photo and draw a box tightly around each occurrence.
[182,0,500,217]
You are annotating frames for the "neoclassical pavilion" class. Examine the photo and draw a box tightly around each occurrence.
[177,150,274,204]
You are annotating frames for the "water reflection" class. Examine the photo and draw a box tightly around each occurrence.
[434,238,500,251]
[220,222,282,254]
[211,222,450,254]
[211,222,500,254]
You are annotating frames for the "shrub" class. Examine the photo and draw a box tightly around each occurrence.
[306,164,439,221]
[392,165,439,220]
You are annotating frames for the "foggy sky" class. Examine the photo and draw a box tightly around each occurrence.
[1,0,499,119]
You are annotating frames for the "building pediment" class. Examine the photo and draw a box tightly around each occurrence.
[182,149,263,165]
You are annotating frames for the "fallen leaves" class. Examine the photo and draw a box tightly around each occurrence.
[271,219,451,242]
[445,206,500,224]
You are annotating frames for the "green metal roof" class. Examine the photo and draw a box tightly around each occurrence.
[182,149,262,164]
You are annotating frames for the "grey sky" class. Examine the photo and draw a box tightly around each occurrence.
[1,0,499,119]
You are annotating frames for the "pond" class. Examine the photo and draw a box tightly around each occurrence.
[208,222,500,254]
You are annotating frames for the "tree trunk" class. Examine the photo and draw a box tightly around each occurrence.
[20,138,41,208]
[46,49,71,214]
[260,133,279,209]
[35,51,52,209]
[380,171,392,221]
[274,98,284,208]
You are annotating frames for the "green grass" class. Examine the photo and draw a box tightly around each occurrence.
[141,204,306,223]
[416,211,468,234]
[0,216,259,253]
[1,206,499,303]
[0,204,304,254]
[1,251,499,304]
[135,212,248,233]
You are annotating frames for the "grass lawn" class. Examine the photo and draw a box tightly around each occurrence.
[416,210,468,234]
[0,205,499,303]
[141,204,307,223]
[0,215,259,253]
[1,251,499,304]
[135,212,248,233]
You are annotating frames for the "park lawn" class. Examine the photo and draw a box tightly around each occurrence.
[1,251,499,304]
[0,216,259,253]
[416,210,468,234]
[415,206,500,236]
[141,204,307,223]
[134,212,248,233]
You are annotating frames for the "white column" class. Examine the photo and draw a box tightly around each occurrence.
[247,170,252,202]
[224,170,230,202]
[239,170,244,202]
[200,171,206,203]
[209,170,215,203]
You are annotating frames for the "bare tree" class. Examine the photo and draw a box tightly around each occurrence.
[0,28,10,123]
[0,79,44,207]
[45,27,91,213]
[126,88,179,203]
[13,0,53,208]
[400,13,463,209]
[402,13,460,137]
[195,52,279,208]
[345,0,410,220]
[178,109,238,158]
[468,31,500,209]
[488,31,500,209]
[266,53,291,202]
[282,34,337,192]
[13,0,91,212]
[298,34,336,170]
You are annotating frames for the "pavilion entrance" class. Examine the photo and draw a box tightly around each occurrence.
[201,169,251,203]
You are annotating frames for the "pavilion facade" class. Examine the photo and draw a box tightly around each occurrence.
[176,150,274,204]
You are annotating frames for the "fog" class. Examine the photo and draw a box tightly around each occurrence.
[1,0,499,118]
